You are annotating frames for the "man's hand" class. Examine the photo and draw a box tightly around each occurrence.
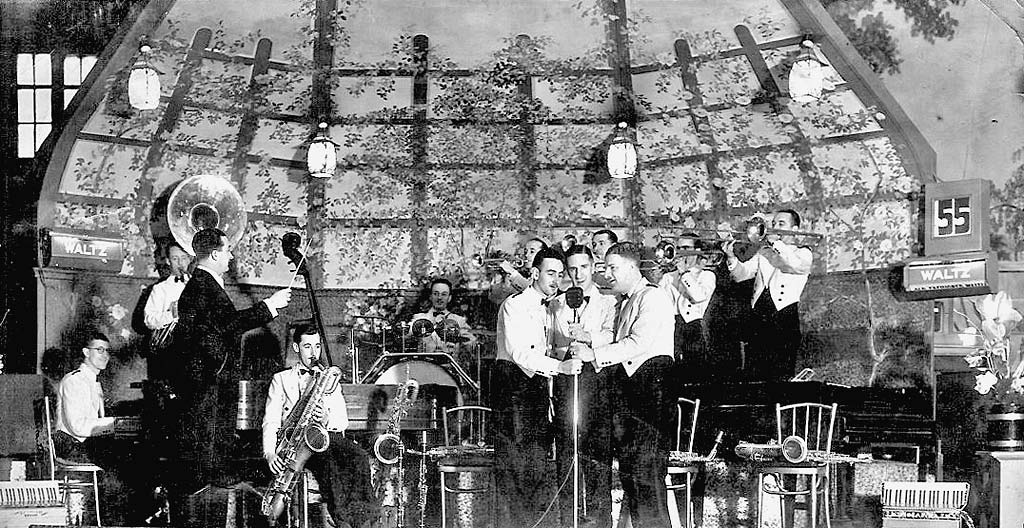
[570,342,595,362]
[557,358,583,375]
[170,300,178,318]
[268,455,288,475]
[723,240,737,259]
[568,324,592,345]
[311,402,326,424]
[265,288,292,310]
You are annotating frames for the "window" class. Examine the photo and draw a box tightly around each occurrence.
[16,53,97,158]
[63,55,97,108]
[17,53,52,158]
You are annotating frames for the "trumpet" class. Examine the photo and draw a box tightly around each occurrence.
[650,239,725,271]
[472,254,525,269]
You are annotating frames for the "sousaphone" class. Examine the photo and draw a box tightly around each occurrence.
[167,175,247,255]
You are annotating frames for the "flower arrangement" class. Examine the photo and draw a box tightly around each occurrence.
[958,291,1024,408]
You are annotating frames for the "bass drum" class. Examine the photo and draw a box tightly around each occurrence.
[366,356,467,408]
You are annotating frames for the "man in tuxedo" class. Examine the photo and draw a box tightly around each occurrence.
[493,247,582,527]
[410,278,477,364]
[549,245,616,527]
[723,209,812,380]
[572,241,675,528]
[263,324,374,528]
[171,228,291,503]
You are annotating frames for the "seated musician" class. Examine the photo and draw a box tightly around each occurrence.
[658,234,716,381]
[263,324,375,528]
[410,278,477,363]
[54,331,140,525]
[723,209,812,380]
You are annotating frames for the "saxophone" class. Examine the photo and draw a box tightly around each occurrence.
[261,366,343,521]
[373,380,420,465]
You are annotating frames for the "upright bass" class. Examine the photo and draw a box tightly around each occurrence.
[262,233,341,521]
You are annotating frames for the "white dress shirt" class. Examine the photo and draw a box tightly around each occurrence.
[56,363,115,442]
[549,284,615,361]
[658,267,716,323]
[262,365,349,463]
[495,287,561,378]
[728,241,812,310]
[410,310,477,354]
[593,279,675,377]
[144,274,189,330]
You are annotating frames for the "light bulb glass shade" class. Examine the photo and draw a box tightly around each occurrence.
[607,140,637,179]
[128,63,160,110]
[788,57,825,103]
[307,134,338,179]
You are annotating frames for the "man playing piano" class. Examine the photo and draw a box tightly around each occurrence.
[263,324,374,528]
[54,331,141,524]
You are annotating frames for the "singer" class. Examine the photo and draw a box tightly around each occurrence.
[549,245,617,528]
[571,242,675,528]
[492,247,581,527]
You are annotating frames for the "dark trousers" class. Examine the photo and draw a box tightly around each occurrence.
[614,356,674,528]
[306,432,375,528]
[749,294,800,380]
[553,364,614,527]
[673,317,706,383]
[53,430,141,525]
[491,360,555,527]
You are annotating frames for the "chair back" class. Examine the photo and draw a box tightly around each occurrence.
[42,396,57,480]
[674,397,700,452]
[442,405,491,447]
[775,402,838,455]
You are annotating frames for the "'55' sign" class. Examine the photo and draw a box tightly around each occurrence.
[934,197,971,237]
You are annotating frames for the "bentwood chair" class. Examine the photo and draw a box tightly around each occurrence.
[43,396,104,526]
[756,402,838,528]
[666,397,702,528]
[438,405,494,528]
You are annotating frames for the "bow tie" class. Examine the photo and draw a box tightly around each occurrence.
[298,368,312,376]
[541,299,551,307]
[584,296,591,303]
[433,311,447,318]
[174,275,187,283]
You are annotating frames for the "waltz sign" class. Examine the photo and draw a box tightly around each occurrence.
[47,231,125,272]
[900,251,997,300]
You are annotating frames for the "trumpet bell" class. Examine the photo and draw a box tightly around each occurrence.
[167,175,247,256]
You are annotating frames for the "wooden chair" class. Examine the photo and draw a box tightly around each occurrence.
[756,402,838,528]
[666,397,701,528]
[438,405,494,528]
[42,395,104,526]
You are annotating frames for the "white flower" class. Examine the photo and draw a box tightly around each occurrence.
[120,328,131,340]
[964,354,986,368]
[1012,377,1024,394]
[979,292,1023,341]
[975,371,999,395]
[108,304,128,321]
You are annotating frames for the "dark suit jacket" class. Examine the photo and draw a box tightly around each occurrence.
[171,268,274,489]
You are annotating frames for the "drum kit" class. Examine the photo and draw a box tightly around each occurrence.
[342,313,490,403]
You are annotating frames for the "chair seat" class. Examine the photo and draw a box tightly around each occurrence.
[667,464,701,474]
[55,458,103,473]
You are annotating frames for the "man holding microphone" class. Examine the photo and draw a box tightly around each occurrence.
[549,245,617,528]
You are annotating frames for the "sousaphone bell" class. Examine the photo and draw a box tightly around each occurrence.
[167,174,247,255]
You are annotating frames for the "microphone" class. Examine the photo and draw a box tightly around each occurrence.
[565,286,585,310]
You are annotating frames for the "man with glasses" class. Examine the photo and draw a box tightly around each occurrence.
[55,331,139,524]
[171,228,292,514]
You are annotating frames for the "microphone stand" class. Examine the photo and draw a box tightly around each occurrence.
[571,306,580,528]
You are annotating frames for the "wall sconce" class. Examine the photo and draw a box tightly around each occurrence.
[128,37,160,110]
[307,122,338,179]
[788,38,828,104]
[607,122,637,179]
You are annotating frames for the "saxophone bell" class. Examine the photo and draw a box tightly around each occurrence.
[373,433,404,465]
[305,423,330,453]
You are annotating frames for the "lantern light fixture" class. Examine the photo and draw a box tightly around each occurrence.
[607,122,637,179]
[128,37,160,110]
[307,122,338,179]
[788,38,829,104]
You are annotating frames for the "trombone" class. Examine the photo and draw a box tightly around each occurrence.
[664,218,824,249]
[471,254,525,270]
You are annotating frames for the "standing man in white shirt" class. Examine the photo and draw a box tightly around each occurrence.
[723,209,812,381]
[143,242,192,343]
[572,242,675,528]
[493,247,582,527]
[549,245,616,528]
[658,234,716,381]
[263,324,374,528]
[409,278,477,365]
[590,229,618,291]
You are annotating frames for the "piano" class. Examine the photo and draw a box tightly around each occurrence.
[679,381,936,470]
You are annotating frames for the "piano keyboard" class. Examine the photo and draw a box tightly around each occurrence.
[0,480,66,528]
[114,415,143,438]
[0,480,61,508]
